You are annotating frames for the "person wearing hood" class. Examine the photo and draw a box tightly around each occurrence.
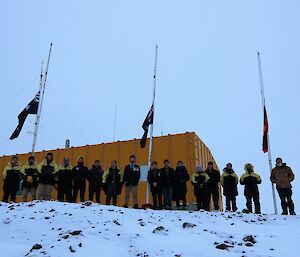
[191,165,210,211]
[2,156,21,202]
[220,163,238,212]
[172,161,190,209]
[56,158,73,202]
[240,163,262,214]
[37,153,59,200]
[147,161,166,210]
[205,161,221,211]
[21,156,39,201]
[103,160,123,206]
[271,157,296,215]
[72,156,88,202]
[88,160,104,203]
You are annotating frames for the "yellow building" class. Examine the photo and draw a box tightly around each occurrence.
[0,132,222,207]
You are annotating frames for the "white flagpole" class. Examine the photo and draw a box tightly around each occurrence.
[113,104,117,142]
[31,43,53,155]
[146,44,158,204]
[257,52,278,214]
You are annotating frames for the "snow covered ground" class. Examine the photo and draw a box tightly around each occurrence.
[0,201,298,257]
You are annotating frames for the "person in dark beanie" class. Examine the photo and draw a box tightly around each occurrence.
[220,163,238,212]
[72,156,88,202]
[103,160,123,206]
[147,161,166,210]
[191,165,210,211]
[240,163,262,214]
[21,156,38,201]
[205,161,220,210]
[37,153,58,200]
[173,161,190,210]
[271,157,296,215]
[56,158,73,202]
[123,155,140,208]
[88,160,104,203]
[161,159,175,209]
[2,156,21,202]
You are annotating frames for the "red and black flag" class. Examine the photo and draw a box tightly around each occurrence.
[10,91,40,140]
[262,106,269,153]
[140,104,154,148]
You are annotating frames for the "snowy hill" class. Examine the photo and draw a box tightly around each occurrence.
[0,201,298,257]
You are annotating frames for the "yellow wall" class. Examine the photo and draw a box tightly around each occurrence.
[0,132,221,207]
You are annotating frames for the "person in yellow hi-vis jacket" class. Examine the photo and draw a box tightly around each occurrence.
[240,163,262,214]
[191,165,210,211]
[37,153,58,200]
[21,156,39,201]
[2,156,21,202]
[221,163,238,212]
[103,160,123,206]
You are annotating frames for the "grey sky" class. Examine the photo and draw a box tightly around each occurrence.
[1,1,299,212]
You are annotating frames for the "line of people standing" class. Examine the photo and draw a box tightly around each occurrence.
[2,153,296,215]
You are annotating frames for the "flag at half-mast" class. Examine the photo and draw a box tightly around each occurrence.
[140,104,154,148]
[10,91,40,140]
[262,106,269,153]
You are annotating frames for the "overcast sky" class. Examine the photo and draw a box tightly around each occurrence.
[1,1,299,212]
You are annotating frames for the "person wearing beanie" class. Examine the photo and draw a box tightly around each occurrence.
[271,157,296,215]
[72,156,89,202]
[240,163,262,214]
[21,156,39,201]
[205,161,220,210]
[220,163,238,211]
[87,160,104,203]
[56,157,73,202]
[191,165,210,211]
[2,156,21,202]
[37,153,58,200]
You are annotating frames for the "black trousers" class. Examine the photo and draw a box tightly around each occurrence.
[151,187,163,208]
[106,183,118,206]
[196,192,209,211]
[57,187,72,202]
[73,181,86,202]
[89,185,101,203]
[246,193,261,213]
[2,183,18,202]
[208,188,219,210]
[225,195,237,211]
[277,188,295,214]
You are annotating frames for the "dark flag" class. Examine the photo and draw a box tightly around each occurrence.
[262,106,269,153]
[10,91,40,140]
[140,104,154,148]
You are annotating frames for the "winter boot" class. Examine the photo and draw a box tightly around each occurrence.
[288,202,296,215]
[281,202,288,215]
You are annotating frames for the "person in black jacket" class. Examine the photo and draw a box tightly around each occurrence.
[161,159,175,209]
[148,161,166,210]
[56,158,73,202]
[37,153,59,200]
[205,161,220,210]
[2,156,21,202]
[88,160,104,203]
[220,163,238,212]
[72,156,88,202]
[173,161,190,209]
[123,155,140,208]
[21,156,38,201]
[103,160,123,206]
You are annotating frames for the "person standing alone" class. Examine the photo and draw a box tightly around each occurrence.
[271,157,296,215]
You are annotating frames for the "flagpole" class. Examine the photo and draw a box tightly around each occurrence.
[31,43,53,155]
[113,104,117,142]
[257,51,278,214]
[146,44,158,204]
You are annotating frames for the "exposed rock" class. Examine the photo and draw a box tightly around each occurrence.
[69,230,82,236]
[243,235,257,244]
[182,222,196,228]
[215,243,233,250]
[153,226,168,234]
[31,244,42,251]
